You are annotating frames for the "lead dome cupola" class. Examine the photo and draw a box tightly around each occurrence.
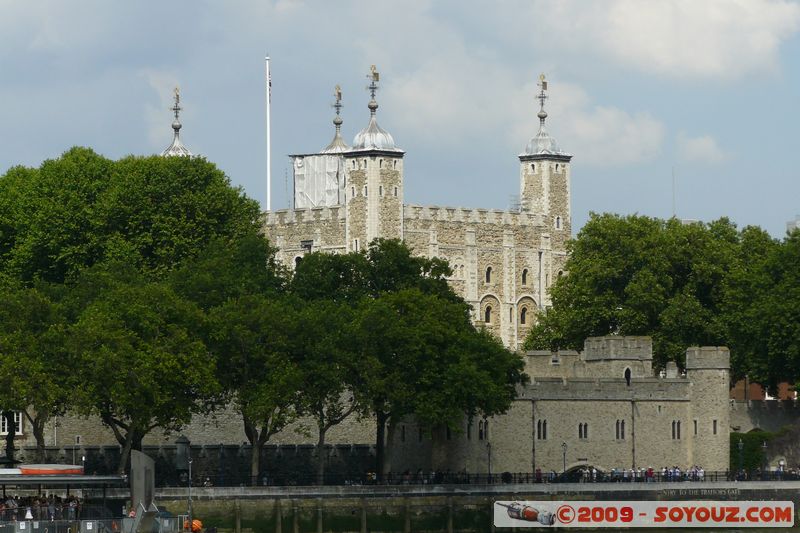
[351,65,402,153]
[161,87,193,157]
[321,84,351,154]
[522,74,570,158]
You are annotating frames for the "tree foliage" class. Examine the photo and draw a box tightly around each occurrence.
[524,213,789,381]
[293,239,526,480]
[0,147,261,284]
[0,285,70,461]
[69,265,219,473]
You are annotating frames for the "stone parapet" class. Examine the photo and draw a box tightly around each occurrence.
[263,205,345,226]
[685,346,730,370]
[521,377,690,401]
[583,336,653,361]
[403,204,545,227]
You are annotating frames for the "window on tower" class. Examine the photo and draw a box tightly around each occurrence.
[522,268,529,285]
[485,266,492,283]
[520,307,528,325]
[484,306,492,323]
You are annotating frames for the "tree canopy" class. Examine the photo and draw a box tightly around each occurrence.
[524,213,800,390]
[0,147,261,284]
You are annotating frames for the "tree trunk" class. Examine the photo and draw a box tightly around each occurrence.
[316,427,327,486]
[250,441,260,486]
[117,430,135,475]
[375,411,387,483]
[32,417,46,463]
[2,412,15,464]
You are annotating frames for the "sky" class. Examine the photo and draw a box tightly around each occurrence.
[1,0,799,237]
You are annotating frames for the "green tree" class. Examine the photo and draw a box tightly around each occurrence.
[0,148,260,284]
[741,231,800,390]
[291,300,360,485]
[69,266,219,473]
[525,213,772,370]
[292,239,526,481]
[209,294,300,485]
[174,233,290,484]
[354,289,527,480]
[0,284,72,462]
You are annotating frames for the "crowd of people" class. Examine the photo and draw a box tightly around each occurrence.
[0,495,83,522]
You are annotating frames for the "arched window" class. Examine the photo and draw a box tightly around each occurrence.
[379,185,383,196]
[509,308,513,321]
[537,420,548,440]
[364,186,368,196]
[485,266,492,283]
[394,187,398,197]
[520,307,528,325]
[624,368,632,387]
[531,163,535,172]
[555,216,562,229]
[672,421,681,440]
[522,269,529,285]
[484,306,492,323]
[478,421,484,440]
[294,256,302,268]
[351,186,355,197]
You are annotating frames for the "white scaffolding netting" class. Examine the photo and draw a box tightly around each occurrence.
[293,154,345,208]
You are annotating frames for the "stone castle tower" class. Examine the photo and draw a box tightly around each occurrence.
[344,65,404,251]
[265,68,572,348]
[519,73,572,235]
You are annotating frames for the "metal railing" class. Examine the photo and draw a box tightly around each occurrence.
[158,469,800,487]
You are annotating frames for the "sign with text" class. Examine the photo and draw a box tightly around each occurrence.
[494,501,794,528]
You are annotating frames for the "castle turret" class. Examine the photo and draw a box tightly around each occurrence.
[519,74,571,234]
[686,347,730,471]
[344,66,405,251]
[161,87,193,157]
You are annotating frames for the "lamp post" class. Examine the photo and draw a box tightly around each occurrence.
[737,438,744,480]
[188,458,193,531]
[762,441,768,480]
[561,442,568,474]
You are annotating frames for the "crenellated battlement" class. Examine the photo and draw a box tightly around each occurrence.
[264,205,346,226]
[403,204,546,226]
[685,346,730,370]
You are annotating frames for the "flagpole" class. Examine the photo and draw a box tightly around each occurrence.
[266,55,272,211]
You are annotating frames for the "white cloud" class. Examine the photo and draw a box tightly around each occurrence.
[676,132,728,164]
[530,0,800,79]
[383,59,664,166]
